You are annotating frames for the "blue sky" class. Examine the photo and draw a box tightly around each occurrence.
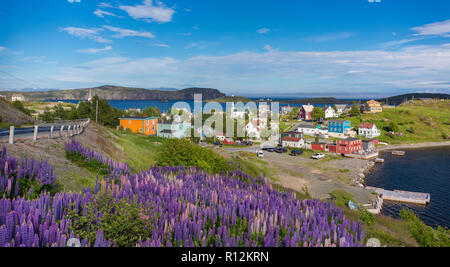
[0,0,450,97]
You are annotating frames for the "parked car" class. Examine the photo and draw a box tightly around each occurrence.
[257,151,264,158]
[311,153,325,160]
[243,141,253,146]
[290,150,303,156]
[213,142,222,146]
[275,147,288,153]
[266,147,275,152]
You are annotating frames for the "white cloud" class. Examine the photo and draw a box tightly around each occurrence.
[67,0,81,3]
[59,27,111,43]
[152,43,169,47]
[94,9,117,18]
[411,19,450,37]
[309,32,356,42]
[0,46,7,53]
[76,46,113,54]
[102,25,155,39]
[50,43,450,94]
[98,2,113,8]
[257,28,270,34]
[119,0,175,23]
[263,45,273,51]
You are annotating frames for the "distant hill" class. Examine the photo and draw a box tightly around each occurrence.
[0,98,36,127]
[378,93,450,106]
[205,96,253,103]
[0,85,225,101]
[281,97,354,104]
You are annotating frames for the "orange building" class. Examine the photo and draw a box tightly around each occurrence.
[119,117,158,136]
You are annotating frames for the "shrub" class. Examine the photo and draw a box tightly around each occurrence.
[400,209,450,247]
[157,138,234,174]
[66,193,157,247]
[359,209,375,226]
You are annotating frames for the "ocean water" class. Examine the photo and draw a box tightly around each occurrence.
[365,147,450,229]
[49,99,336,113]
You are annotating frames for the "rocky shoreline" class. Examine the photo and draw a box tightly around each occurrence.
[352,160,376,188]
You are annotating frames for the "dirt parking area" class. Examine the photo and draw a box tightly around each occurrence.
[221,146,375,203]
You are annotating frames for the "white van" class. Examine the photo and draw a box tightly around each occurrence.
[257,151,264,158]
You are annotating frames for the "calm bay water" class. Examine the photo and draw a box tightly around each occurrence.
[50,99,333,112]
[365,147,450,229]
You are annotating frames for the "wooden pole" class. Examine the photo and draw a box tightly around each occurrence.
[33,126,38,141]
[9,126,14,144]
[50,126,54,139]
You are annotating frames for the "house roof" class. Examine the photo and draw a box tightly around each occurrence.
[335,104,348,110]
[329,119,350,123]
[359,123,375,129]
[160,129,176,134]
[366,99,380,105]
[119,117,159,120]
[301,105,314,113]
[283,136,302,142]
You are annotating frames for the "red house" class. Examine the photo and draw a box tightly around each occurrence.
[311,142,328,152]
[297,104,314,120]
[336,138,362,154]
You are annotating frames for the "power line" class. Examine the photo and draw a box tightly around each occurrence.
[0,70,42,89]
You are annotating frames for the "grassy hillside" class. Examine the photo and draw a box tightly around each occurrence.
[348,100,450,144]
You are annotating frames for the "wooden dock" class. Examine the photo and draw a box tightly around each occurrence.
[366,186,430,205]
[344,152,379,160]
[392,151,405,156]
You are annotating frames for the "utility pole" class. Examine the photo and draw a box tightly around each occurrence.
[96,99,98,123]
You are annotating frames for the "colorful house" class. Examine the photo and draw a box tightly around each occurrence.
[119,117,158,136]
[297,104,314,120]
[362,100,383,114]
[328,120,351,134]
[311,142,329,152]
[282,136,305,148]
[336,138,362,154]
[359,123,381,138]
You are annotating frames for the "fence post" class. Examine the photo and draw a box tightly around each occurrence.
[9,126,14,144]
[60,125,64,137]
[33,126,38,141]
[50,126,54,139]
[68,125,71,137]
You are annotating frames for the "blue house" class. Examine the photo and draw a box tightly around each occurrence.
[328,120,351,134]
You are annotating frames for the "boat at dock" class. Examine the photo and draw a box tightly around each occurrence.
[375,158,385,163]
[392,151,405,156]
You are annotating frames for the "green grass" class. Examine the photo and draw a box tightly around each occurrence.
[0,122,18,130]
[108,129,161,171]
[347,100,450,144]
[329,190,419,247]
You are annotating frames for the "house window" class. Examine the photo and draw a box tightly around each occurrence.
[140,128,143,133]
[129,120,131,125]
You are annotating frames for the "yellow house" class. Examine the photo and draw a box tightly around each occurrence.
[362,100,382,114]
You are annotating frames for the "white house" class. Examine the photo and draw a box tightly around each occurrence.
[296,124,329,138]
[11,94,25,102]
[324,106,338,119]
[359,123,381,138]
[246,119,266,140]
[282,136,305,148]
[281,105,294,115]
[335,104,349,116]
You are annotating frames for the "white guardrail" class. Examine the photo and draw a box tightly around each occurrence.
[0,118,90,144]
